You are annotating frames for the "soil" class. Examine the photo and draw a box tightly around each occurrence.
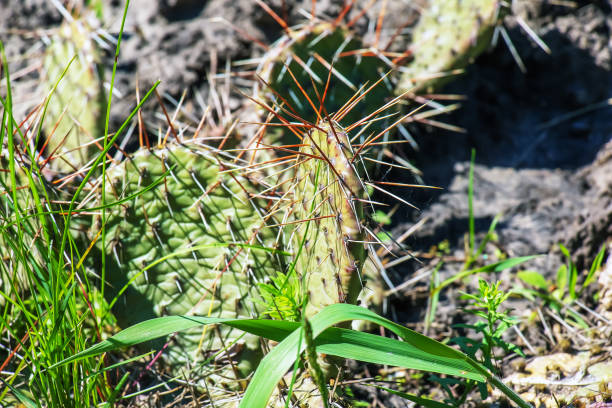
[1,0,611,406]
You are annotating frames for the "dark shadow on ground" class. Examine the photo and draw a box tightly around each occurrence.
[408,22,611,194]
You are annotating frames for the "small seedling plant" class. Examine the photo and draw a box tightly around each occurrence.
[455,280,524,373]
[430,279,523,406]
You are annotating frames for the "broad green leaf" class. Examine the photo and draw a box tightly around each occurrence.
[316,327,483,381]
[52,312,483,380]
[50,304,530,408]
[556,264,567,293]
[240,304,489,407]
[50,316,226,367]
[558,243,571,260]
[517,270,549,290]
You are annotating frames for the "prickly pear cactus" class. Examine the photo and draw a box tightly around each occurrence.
[95,140,283,389]
[41,14,105,173]
[291,121,366,319]
[399,0,506,92]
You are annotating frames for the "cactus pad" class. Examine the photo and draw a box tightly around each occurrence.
[96,141,282,385]
[42,15,104,173]
[399,0,505,92]
[290,120,367,318]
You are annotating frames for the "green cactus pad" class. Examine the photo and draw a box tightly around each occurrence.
[291,121,367,318]
[42,16,104,173]
[96,141,283,386]
[399,0,505,93]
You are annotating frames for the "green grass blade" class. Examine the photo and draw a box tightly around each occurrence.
[101,371,130,408]
[468,149,476,254]
[49,316,226,368]
[425,261,442,333]
[52,313,482,380]
[517,270,549,290]
[475,213,500,259]
[0,378,38,408]
[315,326,484,381]
[582,245,607,291]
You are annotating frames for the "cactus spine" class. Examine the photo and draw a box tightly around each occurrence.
[253,2,405,152]
[258,22,392,128]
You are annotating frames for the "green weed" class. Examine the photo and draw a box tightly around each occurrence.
[431,280,523,406]
[516,244,607,328]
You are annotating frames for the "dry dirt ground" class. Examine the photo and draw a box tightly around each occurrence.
[1,0,611,406]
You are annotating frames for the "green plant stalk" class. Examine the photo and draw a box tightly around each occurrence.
[425,261,442,334]
[468,148,476,258]
[303,317,329,408]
